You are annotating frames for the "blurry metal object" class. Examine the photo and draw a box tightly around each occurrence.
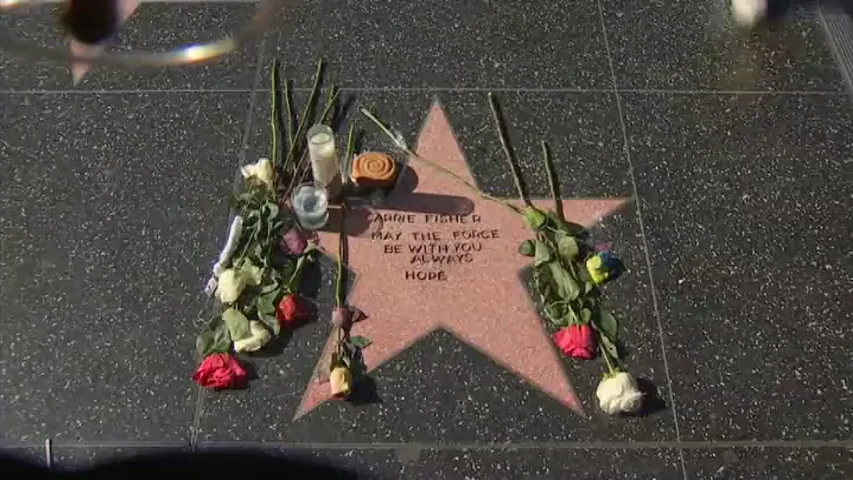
[61,0,120,45]
[0,0,283,68]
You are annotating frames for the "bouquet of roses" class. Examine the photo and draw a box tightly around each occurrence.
[191,59,340,390]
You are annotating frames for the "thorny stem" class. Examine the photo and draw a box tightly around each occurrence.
[343,123,356,185]
[289,88,342,192]
[359,107,521,215]
[285,254,308,294]
[488,92,532,208]
[232,224,258,265]
[269,59,279,170]
[541,140,564,221]
[283,58,324,173]
[335,124,356,308]
[283,72,295,157]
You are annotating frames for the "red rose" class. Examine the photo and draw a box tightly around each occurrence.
[552,325,596,360]
[192,353,247,390]
[277,294,309,326]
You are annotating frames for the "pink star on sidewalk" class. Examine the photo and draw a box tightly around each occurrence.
[293,101,628,420]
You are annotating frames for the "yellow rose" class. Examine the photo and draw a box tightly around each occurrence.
[233,321,271,353]
[329,366,352,400]
[215,268,246,304]
[586,255,610,285]
[240,158,275,188]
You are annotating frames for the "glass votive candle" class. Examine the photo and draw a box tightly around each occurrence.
[290,181,329,230]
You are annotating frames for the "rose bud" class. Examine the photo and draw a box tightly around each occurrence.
[329,366,352,400]
[330,306,352,330]
[277,294,309,327]
[279,228,307,256]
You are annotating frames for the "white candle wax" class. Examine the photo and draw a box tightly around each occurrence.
[307,127,340,189]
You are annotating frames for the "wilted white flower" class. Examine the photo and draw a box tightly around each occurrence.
[240,157,275,187]
[215,268,246,304]
[596,371,643,415]
[233,321,272,353]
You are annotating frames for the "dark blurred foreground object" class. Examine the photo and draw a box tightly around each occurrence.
[1,0,277,68]
[0,450,365,479]
[60,0,119,45]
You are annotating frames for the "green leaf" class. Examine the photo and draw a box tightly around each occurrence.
[245,208,261,221]
[260,280,281,295]
[211,321,231,352]
[250,243,264,262]
[548,262,580,301]
[195,330,214,357]
[197,320,232,357]
[222,308,252,341]
[522,207,547,230]
[257,291,278,315]
[584,281,595,294]
[518,239,535,257]
[533,240,553,267]
[276,260,296,282]
[580,308,593,325]
[263,203,281,237]
[596,309,618,340]
[546,210,571,232]
[349,336,372,348]
[563,306,579,325]
[262,202,280,220]
[557,235,579,260]
[543,303,564,324]
[269,220,285,234]
[258,311,281,336]
[600,334,620,361]
[302,243,320,256]
[238,262,264,286]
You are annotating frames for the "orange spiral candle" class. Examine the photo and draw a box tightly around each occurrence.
[350,152,397,188]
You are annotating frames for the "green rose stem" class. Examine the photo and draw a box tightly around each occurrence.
[282,68,295,157]
[335,124,356,308]
[600,338,618,377]
[541,140,564,221]
[331,124,357,363]
[359,107,521,215]
[285,253,310,294]
[282,58,324,175]
[231,226,257,265]
[286,87,341,194]
[269,59,280,171]
[291,86,341,188]
[487,92,532,209]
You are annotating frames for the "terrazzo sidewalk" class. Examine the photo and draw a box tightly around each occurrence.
[1,1,852,478]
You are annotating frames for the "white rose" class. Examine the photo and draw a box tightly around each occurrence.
[240,158,275,187]
[215,268,246,304]
[233,321,272,353]
[596,371,644,415]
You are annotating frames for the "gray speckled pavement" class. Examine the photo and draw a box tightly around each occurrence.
[1,1,852,478]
